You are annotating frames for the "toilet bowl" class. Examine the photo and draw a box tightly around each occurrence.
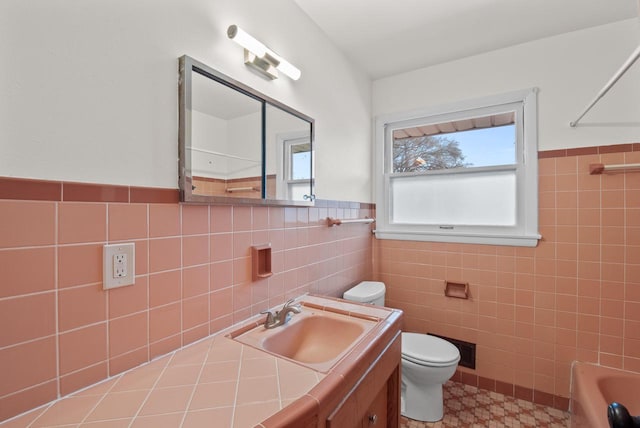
[343,281,461,422]
[401,332,460,421]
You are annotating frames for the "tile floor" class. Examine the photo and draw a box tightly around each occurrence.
[400,381,570,428]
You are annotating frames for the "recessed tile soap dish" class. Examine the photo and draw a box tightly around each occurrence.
[252,244,273,281]
[444,281,469,299]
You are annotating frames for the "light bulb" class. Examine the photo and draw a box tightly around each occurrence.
[276,58,301,81]
[228,25,302,81]
[227,25,267,58]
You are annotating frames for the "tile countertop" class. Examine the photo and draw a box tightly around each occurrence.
[1,295,397,428]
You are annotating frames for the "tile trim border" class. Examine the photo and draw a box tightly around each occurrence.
[538,142,640,159]
[5,142,636,202]
[5,142,637,203]
[0,176,374,208]
[0,177,178,204]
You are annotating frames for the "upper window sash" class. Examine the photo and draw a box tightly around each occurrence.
[384,101,523,174]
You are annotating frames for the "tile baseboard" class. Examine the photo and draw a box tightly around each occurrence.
[452,370,570,411]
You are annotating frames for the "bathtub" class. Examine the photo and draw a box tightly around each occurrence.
[571,362,640,428]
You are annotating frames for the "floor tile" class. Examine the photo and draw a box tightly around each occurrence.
[400,381,570,428]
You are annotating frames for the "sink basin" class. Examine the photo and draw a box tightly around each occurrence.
[229,305,378,372]
[262,313,365,363]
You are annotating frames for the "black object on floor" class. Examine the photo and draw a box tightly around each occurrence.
[608,402,640,428]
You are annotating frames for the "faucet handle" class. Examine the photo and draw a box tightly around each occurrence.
[260,309,275,324]
[282,298,302,314]
[284,298,302,309]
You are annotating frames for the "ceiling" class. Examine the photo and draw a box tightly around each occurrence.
[294,0,640,79]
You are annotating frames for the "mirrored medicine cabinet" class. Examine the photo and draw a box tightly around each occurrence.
[178,55,315,205]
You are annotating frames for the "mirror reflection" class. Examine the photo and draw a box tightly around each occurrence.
[265,104,313,201]
[178,55,315,205]
[190,71,262,199]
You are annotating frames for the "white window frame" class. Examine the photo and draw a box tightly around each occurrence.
[276,131,313,200]
[374,88,541,247]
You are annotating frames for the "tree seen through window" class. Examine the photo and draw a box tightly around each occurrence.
[392,123,516,173]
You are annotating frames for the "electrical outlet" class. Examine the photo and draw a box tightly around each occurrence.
[113,253,127,278]
[103,243,135,290]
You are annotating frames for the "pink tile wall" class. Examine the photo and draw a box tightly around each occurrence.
[0,200,372,422]
[375,148,640,403]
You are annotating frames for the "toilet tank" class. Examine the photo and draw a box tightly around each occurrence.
[343,281,386,306]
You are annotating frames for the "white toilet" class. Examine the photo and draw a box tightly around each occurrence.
[343,281,460,422]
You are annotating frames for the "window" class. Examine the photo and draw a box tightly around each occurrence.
[276,133,314,201]
[374,88,540,247]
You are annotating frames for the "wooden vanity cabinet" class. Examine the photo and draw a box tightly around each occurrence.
[259,307,403,428]
[326,332,401,428]
[362,380,389,427]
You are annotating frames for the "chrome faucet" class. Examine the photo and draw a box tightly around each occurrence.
[260,299,302,329]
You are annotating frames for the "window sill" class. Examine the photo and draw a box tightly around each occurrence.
[374,229,541,247]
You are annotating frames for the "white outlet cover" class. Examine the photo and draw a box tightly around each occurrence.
[103,243,135,290]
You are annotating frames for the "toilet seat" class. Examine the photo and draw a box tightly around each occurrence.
[401,333,460,367]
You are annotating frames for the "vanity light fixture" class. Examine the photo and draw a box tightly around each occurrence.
[227,25,301,81]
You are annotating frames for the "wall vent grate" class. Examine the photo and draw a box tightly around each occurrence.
[429,333,476,370]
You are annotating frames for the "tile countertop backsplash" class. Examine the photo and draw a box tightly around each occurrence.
[0,192,375,423]
[0,295,393,428]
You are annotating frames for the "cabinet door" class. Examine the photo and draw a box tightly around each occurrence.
[326,333,401,428]
[326,381,388,428]
[362,384,387,428]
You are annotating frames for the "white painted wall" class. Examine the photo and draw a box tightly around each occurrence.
[227,112,262,179]
[191,110,229,178]
[0,0,372,202]
[3,1,636,203]
[373,19,640,151]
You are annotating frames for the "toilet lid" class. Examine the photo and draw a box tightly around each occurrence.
[401,333,460,367]
[343,281,385,303]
